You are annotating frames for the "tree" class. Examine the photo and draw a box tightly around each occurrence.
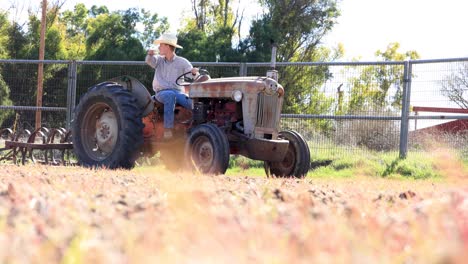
[85,8,169,61]
[5,22,27,59]
[89,5,109,17]
[1,3,172,127]
[192,0,209,32]
[238,0,342,120]
[1,2,73,127]
[279,45,343,133]
[0,74,13,127]
[61,3,88,37]
[21,3,68,60]
[441,62,468,109]
[241,0,340,62]
[0,11,9,59]
[0,13,13,125]
[59,4,87,59]
[190,0,240,32]
[85,11,141,60]
[139,9,169,49]
[178,0,243,62]
[331,43,420,151]
[346,42,419,113]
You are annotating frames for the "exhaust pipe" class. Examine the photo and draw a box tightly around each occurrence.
[267,43,278,81]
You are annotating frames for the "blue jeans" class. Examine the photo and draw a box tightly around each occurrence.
[155,89,192,129]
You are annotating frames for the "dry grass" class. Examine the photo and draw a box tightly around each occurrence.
[0,165,467,263]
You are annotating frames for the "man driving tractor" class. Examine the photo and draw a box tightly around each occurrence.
[145,33,199,139]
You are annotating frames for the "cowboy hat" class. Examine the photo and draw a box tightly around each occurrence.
[153,33,183,49]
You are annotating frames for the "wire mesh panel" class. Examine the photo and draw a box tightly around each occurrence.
[281,116,401,160]
[1,58,468,161]
[409,59,468,154]
[193,62,241,78]
[0,110,68,131]
[248,62,405,159]
[75,61,154,101]
[0,60,69,129]
[75,62,242,101]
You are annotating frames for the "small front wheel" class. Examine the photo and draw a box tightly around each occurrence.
[265,130,310,177]
[185,123,229,174]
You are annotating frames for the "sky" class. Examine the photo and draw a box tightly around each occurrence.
[323,0,468,60]
[1,0,468,61]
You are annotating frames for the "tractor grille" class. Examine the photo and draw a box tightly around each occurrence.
[256,92,280,129]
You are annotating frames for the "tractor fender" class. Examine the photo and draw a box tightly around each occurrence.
[108,76,154,116]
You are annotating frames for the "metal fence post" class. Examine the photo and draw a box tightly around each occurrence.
[399,61,413,159]
[66,60,77,129]
[239,62,247,77]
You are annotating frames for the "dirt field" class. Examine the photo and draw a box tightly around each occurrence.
[0,165,467,263]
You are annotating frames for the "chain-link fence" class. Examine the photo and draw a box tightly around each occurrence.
[1,58,468,160]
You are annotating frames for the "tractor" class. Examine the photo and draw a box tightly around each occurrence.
[71,69,310,177]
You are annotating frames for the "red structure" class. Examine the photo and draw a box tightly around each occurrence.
[412,106,468,134]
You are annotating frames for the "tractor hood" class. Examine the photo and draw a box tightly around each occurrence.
[189,76,284,139]
[188,76,284,99]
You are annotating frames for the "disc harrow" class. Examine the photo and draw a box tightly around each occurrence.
[0,127,74,165]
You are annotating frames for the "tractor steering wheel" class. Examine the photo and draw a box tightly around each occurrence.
[175,69,210,86]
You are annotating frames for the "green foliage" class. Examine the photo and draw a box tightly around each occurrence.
[346,43,420,113]
[229,155,263,169]
[17,10,67,60]
[224,155,264,176]
[238,0,342,117]
[0,1,347,128]
[89,5,109,17]
[381,156,439,179]
[178,0,240,62]
[177,29,207,60]
[139,9,169,49]
[0,3,170,127]
[85,11,143,60]
[242,0,340,62]
[2,7,72,126]
[0,73,13,126]
[190,0,238,34]
[59,3,87,59]
[1,12,28,60]
[61,3,88,37]
[308,150,441,180]
[0,13,13,126]
[5,22,27,59]
[0,12,9,59]
[178,27,238,62]
[226,146,443,180]
[2,3,168,62]
[277,46,343,131]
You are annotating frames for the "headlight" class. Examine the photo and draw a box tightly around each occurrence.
[232,90,243,102]
[277,86,284,97]
[264,78,280,95]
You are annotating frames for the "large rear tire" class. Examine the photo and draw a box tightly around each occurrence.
[185,123,229,174]
[71,82,144,169]
[265,130,310,178]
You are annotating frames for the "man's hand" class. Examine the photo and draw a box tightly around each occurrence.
[147,49,155,56]
[191,67,199,76]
